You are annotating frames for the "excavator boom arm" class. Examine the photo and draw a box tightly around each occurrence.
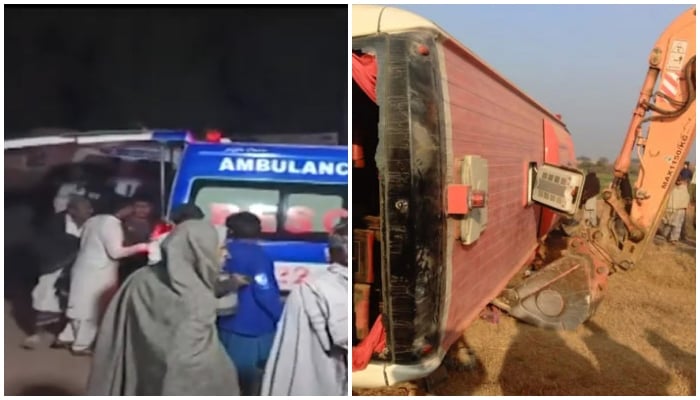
[614,7,696,182]
[609,6,695,265]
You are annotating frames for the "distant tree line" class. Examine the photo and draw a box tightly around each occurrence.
[576,156,641,175]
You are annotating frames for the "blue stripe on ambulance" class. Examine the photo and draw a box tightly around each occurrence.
[261,241,328,263]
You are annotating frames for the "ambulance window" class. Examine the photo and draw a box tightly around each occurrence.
[195,186,280,233]
[285,193,345,234]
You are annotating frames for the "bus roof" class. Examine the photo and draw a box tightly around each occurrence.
[352,5,569,130]
[352,4,439,38]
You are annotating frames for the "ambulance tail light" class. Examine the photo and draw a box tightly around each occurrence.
[151,221,174,240]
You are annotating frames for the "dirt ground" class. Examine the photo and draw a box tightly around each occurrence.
[353,237,696,396]
[4,232,694,396]
[4,299,91,395]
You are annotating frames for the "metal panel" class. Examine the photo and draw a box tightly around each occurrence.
[458,155,489,245]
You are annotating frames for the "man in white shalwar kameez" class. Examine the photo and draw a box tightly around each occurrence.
[261,219,348,396]
[56,197,149,355]
[661,178,691,245]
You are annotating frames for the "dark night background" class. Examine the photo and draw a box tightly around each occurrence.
[5,5,348,143]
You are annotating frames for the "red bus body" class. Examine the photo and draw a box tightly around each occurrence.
[440,37,577,350]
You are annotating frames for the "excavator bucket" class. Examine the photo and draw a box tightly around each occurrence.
[496,244,608,330]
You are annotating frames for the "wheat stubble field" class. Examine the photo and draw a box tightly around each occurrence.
[354,238,696,396]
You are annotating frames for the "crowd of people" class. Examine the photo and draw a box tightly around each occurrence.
[23,193,152,353]
[579,160,696,245]
[19,163,349,396]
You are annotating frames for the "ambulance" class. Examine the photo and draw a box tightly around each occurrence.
[168,134,348,292]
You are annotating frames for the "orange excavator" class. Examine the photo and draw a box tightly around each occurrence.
[351,5,694,388]
[498,5,696,329]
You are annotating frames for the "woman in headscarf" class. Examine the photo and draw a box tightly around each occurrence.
[146,203,206,266]
[86,219,246,395]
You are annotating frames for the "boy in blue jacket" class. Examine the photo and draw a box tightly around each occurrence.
[218,212,283,396]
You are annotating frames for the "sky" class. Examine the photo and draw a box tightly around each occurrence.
[397,4,695,162]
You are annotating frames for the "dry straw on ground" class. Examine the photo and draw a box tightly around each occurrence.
[354,240,696,396]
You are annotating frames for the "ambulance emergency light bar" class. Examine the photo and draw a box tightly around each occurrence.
[203,129,234,143]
